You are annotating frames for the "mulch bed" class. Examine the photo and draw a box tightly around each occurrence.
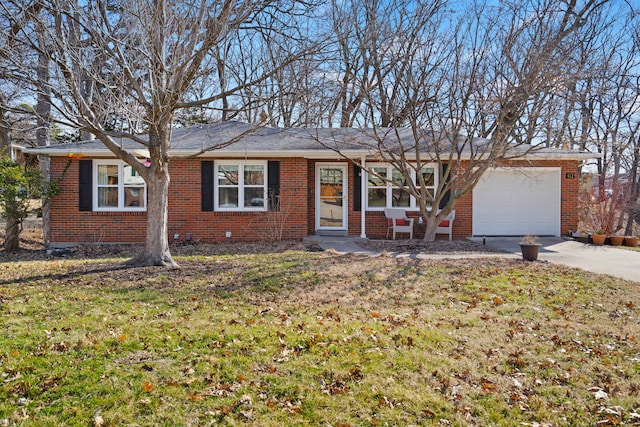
[1,216,505,261]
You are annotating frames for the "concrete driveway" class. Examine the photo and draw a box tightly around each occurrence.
[473,237,640,282]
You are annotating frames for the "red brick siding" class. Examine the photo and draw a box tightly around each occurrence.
[350,160,580,239]
[49,157,309,245]
[48,158,147,244]
[48,157,580,245]
[168,158,309,242]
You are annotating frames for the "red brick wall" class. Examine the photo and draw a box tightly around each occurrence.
[48,157,309,245]
[48,157,580,245]
[167,158,308,242]
[48,158,147,245]
[349,159,580,240]
[559,161,581,235]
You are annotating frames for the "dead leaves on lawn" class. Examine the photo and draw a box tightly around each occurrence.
[1,251,639,426]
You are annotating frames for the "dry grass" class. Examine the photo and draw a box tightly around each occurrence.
[0,236,639,426]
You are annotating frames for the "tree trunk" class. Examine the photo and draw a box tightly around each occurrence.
[625,143,639,235]
[40,156,51,246]
[35,34,52,248]
[0,94,10,155]
[4,207,22,252]
[422,218,438,242]
[131,163,178,268]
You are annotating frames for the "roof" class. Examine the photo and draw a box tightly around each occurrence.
[20,120,596,161]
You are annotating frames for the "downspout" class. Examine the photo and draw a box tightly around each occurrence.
[360,156,367,238]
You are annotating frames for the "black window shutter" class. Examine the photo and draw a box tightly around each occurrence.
[201,160,214,211]
[353,165,362,212]
[439,163,450,210]
[267,161,280,211]
[78,159,92,211]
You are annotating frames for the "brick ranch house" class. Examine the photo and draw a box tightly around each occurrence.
[22,121,593,247]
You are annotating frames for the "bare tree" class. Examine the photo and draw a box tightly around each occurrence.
[546,4,640,234]
[315,0,613,240]
[1,0,314,266]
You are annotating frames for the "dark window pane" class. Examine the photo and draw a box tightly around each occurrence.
[368,188,386,207]
[218,188,238,207]
[244,188,265,207]
[98,187,118,207]
[218,165,238,185]
[391,188,410,207]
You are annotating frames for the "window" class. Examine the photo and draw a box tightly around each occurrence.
[94,160,146,211]
[366,163,437,210]
[215,161,267,211]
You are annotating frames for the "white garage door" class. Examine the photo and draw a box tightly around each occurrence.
[473,168,560,236]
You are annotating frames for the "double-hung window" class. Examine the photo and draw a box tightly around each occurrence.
[366,163,437,210]
[215,161,267,211]
[94,160,146,211]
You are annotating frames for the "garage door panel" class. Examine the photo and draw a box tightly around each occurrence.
[472,168,560,236]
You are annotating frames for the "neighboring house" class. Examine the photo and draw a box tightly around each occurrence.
[22,121,593,247]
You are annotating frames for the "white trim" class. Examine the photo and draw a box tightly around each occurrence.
[316,164,348,232]
[92,160,147,212]
[214,160,268,212]
[360,157,367,238]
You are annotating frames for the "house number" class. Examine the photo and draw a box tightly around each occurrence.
[565,173,575,179]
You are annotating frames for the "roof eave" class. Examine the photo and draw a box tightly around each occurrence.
[21,146,600,162]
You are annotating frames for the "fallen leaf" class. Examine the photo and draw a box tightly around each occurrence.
[92,411,104,427]
[588,387,608,400]
[422,408,436,417]
[481,380,496,393]
[142,381,154,393]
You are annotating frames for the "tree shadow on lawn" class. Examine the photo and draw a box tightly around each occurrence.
[0,250,340,296]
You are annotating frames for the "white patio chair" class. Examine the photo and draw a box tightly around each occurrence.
[384,208,414,240]
[436,210,456,240]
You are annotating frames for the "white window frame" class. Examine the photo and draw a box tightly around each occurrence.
[93,160,147,212]
[214,160,268,212]
[365,163,438,211]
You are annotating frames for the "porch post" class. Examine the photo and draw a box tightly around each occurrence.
[360,156,367,238]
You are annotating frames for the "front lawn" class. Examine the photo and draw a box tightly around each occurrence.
[0,248,638,426]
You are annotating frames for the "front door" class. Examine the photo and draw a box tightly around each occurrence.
[316,165,348,232]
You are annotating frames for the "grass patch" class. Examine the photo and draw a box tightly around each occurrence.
[0,250,639,426]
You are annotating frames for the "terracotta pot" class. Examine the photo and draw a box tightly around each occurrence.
[609,236,624,246]
[592,234,607,245]
[624,236,639,247]
[519,243,541,261]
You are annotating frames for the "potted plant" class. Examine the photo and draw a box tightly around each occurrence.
[519,235,541,261]
[624,236,639,247]
[609,235,624,246]
[591,230,607,245]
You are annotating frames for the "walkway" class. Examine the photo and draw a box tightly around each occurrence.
[306,235,640,283]
[471,236,640,283]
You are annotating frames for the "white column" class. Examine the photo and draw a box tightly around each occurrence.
[360,157,367,238]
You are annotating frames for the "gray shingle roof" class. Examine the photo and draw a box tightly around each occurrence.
[20,120,595,160]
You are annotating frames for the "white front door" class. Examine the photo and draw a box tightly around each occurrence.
[316,165,348,231]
